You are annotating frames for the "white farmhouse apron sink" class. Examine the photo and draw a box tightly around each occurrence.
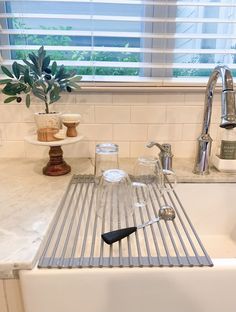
[20,183,236,312]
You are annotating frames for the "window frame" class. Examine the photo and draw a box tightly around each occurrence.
[1,0,236,89]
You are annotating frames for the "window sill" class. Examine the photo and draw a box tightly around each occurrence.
[79,76,233,92]
[0,75,234,93]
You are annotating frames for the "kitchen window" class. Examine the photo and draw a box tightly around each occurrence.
[0,0,236,83]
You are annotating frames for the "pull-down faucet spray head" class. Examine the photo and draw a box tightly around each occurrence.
[220,89,236,129]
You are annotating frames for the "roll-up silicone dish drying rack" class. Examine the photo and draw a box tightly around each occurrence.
[38,175,213,268]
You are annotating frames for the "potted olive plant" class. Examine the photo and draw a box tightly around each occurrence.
[0,46,81,141]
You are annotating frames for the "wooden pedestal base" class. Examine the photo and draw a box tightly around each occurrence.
[25,134,83,176]
[43,146,71,176]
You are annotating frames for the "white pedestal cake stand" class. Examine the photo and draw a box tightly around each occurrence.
[25,135,83,176]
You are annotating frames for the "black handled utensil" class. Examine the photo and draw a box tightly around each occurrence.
[101,206,175,245]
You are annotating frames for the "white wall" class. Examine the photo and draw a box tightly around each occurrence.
[0,89,222,159]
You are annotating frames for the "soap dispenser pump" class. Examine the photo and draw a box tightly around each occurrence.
[146,141,173,171]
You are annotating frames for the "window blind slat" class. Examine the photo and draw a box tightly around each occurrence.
[3,59,236,70]
[2,45,236,55]
[2,29,236,40]
[1,13,236,24]
[0,0,235,7]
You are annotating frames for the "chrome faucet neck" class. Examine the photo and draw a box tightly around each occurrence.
[193,65,236,175]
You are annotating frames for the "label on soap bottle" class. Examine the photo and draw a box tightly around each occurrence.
[220,140,236,159]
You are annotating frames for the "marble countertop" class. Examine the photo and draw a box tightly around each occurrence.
[0,157,235,278]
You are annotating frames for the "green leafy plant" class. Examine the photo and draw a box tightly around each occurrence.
[0,46,82,113]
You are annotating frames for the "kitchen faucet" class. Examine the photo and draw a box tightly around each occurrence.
[193,65,236,175]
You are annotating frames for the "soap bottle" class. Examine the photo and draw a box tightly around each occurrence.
[220,128,236,159]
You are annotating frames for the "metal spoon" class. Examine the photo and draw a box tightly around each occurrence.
[101,205,175,245]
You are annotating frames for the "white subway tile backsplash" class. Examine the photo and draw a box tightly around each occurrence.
[78,105,95,124]
[148,93,185,105]
[22,106,38,123]
[79,124,112,141]
[131,106,166,123]
[76,93,112,105]
[113,124,148,141]
[5,123,35,141]
[63,141,95,158]
[95,106,130,123]
[114,141,130,157]
[171,141,197,159]
[0,89,224,159]
[182,124,201,141]
[113,93,148,105]
[184,93,205,106]
[166,106,203,124]
[148,124,183,141]
[0,105,23,123]
[56,93,76,105]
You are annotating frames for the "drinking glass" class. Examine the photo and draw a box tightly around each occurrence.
[94,143,119,181]
[134,156,177,194]
[96,169,134,228]
[134,156,164,185]
[133,156,162,205]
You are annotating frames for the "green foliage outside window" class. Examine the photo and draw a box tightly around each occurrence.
[11,20,139,76]
[10,19,236,78]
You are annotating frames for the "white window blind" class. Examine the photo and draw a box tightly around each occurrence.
[0,0,236,82]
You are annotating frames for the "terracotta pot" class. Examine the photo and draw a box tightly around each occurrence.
[34,112,62,142]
